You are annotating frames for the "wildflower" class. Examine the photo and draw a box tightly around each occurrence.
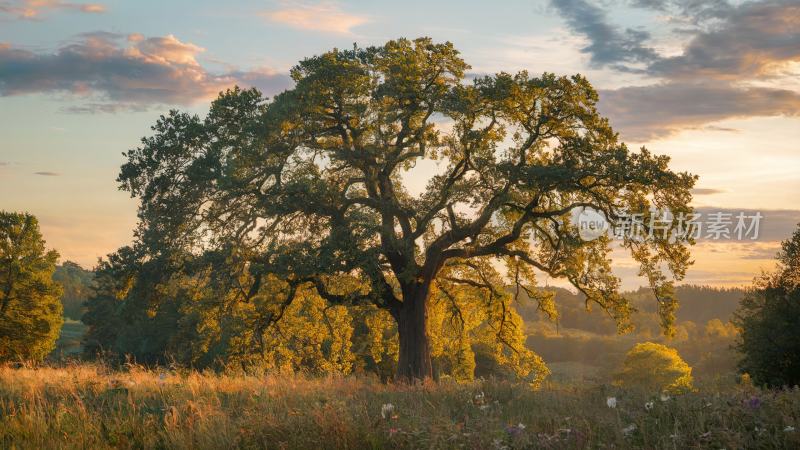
[644,401,654,411]
[505,423,526,437]
[388,427,400,436]
[479,404,490,411]
[784,426,795,433]
[622,424,637,436]
[660,393,670,402]
[746,396,761,409]
[606,396,617,408]
[381,403,395,419]
[474,391,485,403]
[492,438,509,450]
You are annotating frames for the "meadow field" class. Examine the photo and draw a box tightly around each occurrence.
[1,363,798,449]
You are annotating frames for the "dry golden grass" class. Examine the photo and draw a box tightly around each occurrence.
[1,363,799,449]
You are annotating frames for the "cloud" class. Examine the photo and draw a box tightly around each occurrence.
[739,243,782,260]
[549,0,658,68]
[60,102,149,114]
[629,0,733,23]
[648,0,800,80]
[0,32,293,110]
[599,82,800,140]
[555,0,800,80]
[0,0,105,20]
[702,125,739,133]
[263,1,369,34]
[691,188,724,196]
[692,207,800,242]
[34,171,60,176]
[550,0,800,139]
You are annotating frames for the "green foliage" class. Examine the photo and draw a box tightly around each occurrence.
[0,211,63,362]
[734,223,800,387]
[53,261,93,320]
[82,246,544,380]
[615,342,694,394]
[115,37,695,380]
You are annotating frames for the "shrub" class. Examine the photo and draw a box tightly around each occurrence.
[615,342,693,393]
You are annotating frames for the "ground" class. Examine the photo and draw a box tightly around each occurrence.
[1,364,799,449]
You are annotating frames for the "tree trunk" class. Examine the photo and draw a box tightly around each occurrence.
[394,283,433,381]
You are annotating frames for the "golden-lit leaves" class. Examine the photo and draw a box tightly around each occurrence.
[615,342,694,394]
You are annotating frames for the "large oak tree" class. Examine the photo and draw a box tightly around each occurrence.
[119,38,695,380]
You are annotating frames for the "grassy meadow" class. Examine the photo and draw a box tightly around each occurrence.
[1,363,799,449]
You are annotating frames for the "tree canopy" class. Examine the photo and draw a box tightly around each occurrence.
[734,223,800,387]
[0,211,63,362]
[116,37,695,380]
[53,261,93,321]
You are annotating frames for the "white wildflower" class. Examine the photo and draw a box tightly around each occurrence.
[492,438,509,450]
[381,403,395,419]
[645,401,654,411]
[517,423,526,430]
[606,396,617,408]
[785,426,795,433]
[660,393,670,402]
[622,424,637,436]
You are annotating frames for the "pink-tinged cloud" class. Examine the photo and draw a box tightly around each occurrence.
[599,81,800,141]
[263,1,369,34]
[549,0,800,140]
[649,1,800,81]
[0,0,106,20]
[0,32,293,111]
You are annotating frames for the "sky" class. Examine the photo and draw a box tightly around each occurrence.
[1,0,799,289]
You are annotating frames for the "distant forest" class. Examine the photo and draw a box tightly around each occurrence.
[519,285,744,381]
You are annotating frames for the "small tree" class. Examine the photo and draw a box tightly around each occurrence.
[734,224,800,387]
[0,211,63,362]
[118,37,695,381]
[615,342,693,393]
